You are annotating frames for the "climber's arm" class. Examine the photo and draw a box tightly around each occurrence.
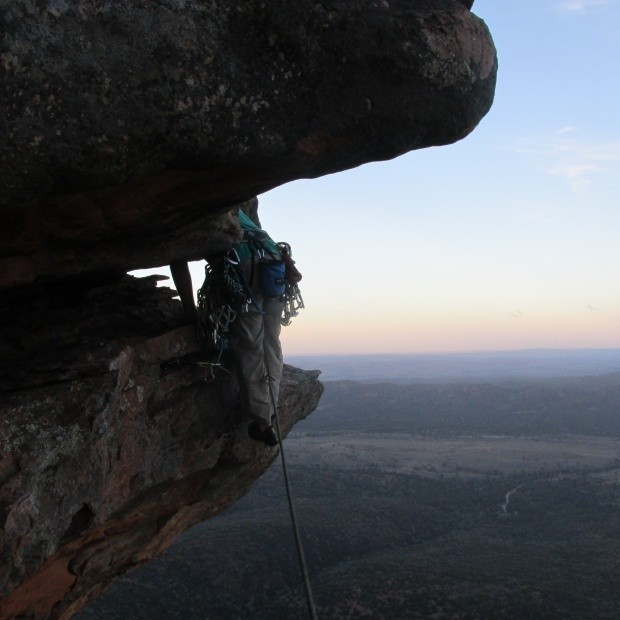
[170,260,197,324]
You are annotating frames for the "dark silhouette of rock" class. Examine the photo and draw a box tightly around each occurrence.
[0,0,496,289]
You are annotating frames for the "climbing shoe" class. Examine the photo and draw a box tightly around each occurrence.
[248,421,278,447]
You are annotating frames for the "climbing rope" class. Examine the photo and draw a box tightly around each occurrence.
[264,353,319,620]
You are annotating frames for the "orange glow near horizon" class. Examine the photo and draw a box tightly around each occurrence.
[131,264,620,356]
[280,310,620,356]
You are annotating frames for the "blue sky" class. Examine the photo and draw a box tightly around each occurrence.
[142,0,620,355]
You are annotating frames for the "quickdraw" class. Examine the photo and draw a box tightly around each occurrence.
[277,242,305,327]
[281,281,305,327]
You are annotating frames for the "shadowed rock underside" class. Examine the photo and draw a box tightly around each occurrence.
[0,0,496,290]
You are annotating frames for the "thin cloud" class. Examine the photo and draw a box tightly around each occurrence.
[555,0,613,12]
[512,130,620,191]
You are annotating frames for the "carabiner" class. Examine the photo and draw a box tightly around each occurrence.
[225,248,241,265]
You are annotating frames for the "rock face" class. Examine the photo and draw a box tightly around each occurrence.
[0,274,323,618]
[0,0,496,289]
[0,0,497,617]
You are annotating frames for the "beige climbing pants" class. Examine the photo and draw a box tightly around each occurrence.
[230,296,284,425]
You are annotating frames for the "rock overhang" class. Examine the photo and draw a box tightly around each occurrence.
[0,0,496,289]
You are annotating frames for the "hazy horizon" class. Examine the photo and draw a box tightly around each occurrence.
[286,348,620,382]
[287,346,620,358]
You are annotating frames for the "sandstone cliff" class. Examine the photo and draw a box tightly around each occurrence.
[0,0,496,617]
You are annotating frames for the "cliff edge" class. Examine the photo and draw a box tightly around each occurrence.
[0,274,323,617]
[0,0,496,617]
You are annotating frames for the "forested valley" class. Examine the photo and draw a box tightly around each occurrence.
[80,374,620,619]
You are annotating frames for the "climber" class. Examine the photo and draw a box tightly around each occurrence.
[170,204,302,447]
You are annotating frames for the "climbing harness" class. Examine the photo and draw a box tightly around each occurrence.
[197,237,304,350]
[264,353,319,620]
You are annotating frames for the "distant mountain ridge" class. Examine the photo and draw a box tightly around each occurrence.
[287,349,620,382]
[299,373,620,438]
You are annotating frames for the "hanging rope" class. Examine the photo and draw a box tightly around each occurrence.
[264,354,319,620]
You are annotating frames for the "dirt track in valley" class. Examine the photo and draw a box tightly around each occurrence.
[286,433,620,479]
